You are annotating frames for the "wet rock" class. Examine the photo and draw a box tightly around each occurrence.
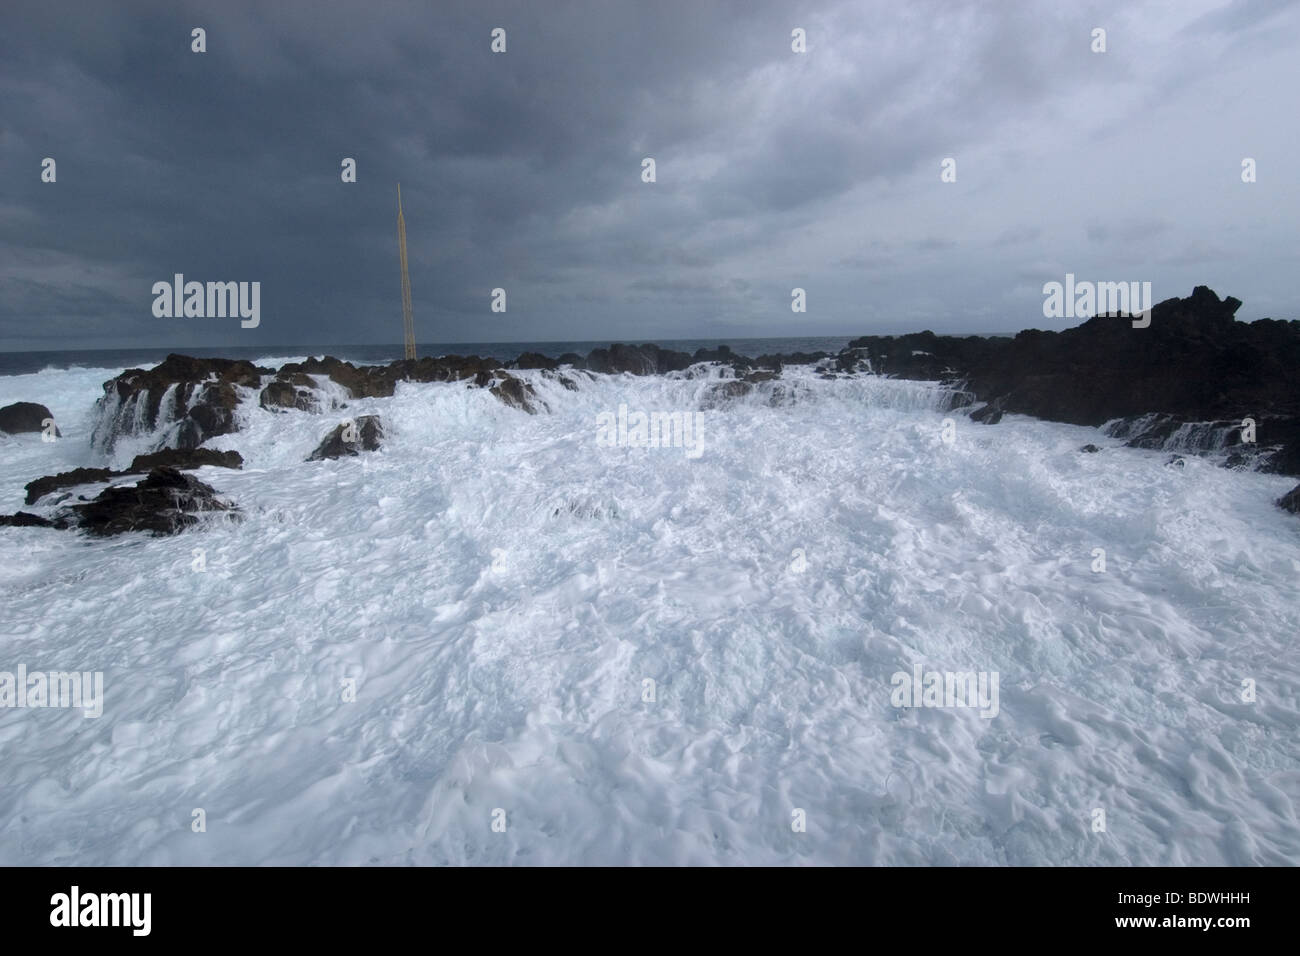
[259,379,319,412]
[489,374,539,413]
[970,403,1003,425]
[24,467,117,506]
[69,468,239,537]
[584,343,693,375]
[24,450,241,506]
[0,511,63,528]
[128,448,243,472]
[0,401,60,436]
[1277,484,1300,514]
[512,352,559,371]
[306,415,383,461]
[93,354,265,452]
[842,288,1300,475]
[1165,455,1186,468]
[1080,444,1101,453]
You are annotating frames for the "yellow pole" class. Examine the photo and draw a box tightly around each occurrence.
[397,183,416,360]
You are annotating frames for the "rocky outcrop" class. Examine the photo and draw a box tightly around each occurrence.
[0,511,63,528]
[128,447,243,472]
[92,354,269,453]
[69,468,239,536]
[489,373,540,413]
[0,401,60,436]
[583,343,694,376]
[1278,484,1300,514]
[306,415,384,461]
[23,449,242,506]
[24,467,118,506]
[259,377,320,412]
[9,468,239,536]
[843,287,1300,474]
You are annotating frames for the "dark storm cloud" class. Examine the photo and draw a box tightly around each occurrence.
[1,0,1296,350]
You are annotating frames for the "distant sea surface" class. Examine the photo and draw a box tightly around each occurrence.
[0,337,863,377]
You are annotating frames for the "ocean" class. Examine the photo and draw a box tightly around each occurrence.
[0,337,859,378]
[1,355,1297,865]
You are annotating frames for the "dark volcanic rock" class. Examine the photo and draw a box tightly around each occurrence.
[842,287,1300,475]
[970,403,1003,425]
[1277,484,1300,514]
[584,344,693,375]
[128,448,243,472]
[24,467,117,506]
[489,374,539,413]
[69,468,238,537]
[307,415,384,461]
[260,379,319,412]
[0,401,60,436]
[94,354,266,452]
[511,352,559,371]
[0,511,62,528]
[24,450,241,506]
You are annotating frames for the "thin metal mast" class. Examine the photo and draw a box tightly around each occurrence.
[397,183,416,360]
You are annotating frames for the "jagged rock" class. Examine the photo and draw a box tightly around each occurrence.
[68,468,239,537]
[584,343,693,375]
[259,379,319,412]
[842,288,1300,474]
[512,352,559,371]
[24,467,117,506]
[743,370,780,384]
[0,402,60,436]
[1277,484,1300,514]
[0,511,62,528]
[306,415,383,461]
[489,374,539,413]
[1165,455,1186,468]
[23,450,241,506]
[128,448,243,472]
[1080,444,1101,453]
[93,354,266,452]
[970,403,1003,425]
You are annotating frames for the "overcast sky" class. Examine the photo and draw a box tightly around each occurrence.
[1,0,1297,351]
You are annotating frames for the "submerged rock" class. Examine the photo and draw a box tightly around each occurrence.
[307,415,384,461]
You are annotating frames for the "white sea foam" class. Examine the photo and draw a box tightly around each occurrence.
[0,362,1297,865]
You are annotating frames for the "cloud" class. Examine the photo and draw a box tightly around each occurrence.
[0,0,1295,349]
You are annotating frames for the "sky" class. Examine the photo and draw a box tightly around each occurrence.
[1,0,1297,351]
